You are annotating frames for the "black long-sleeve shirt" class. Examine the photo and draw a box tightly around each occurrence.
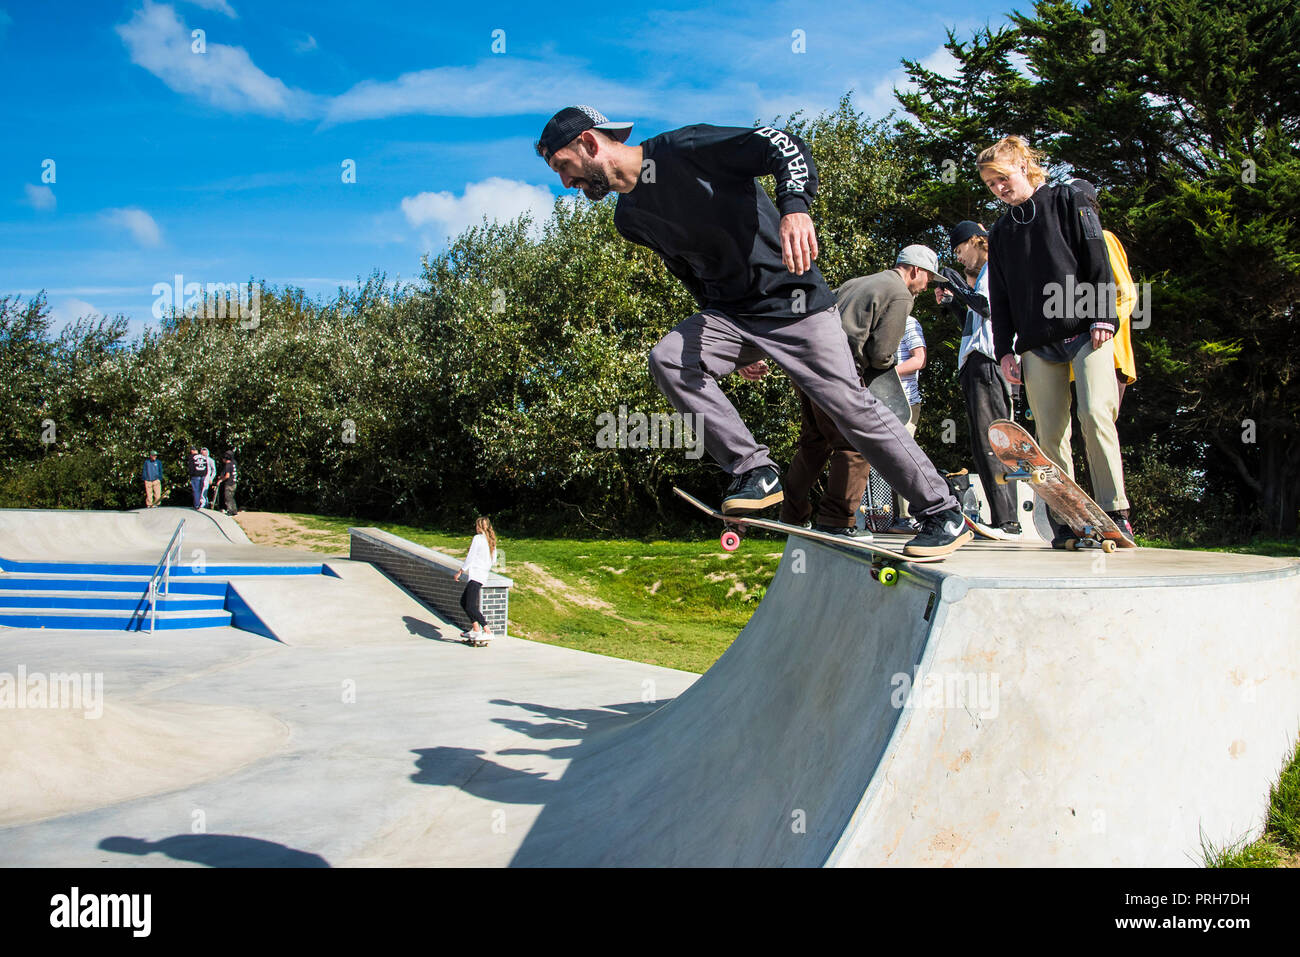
[988,182,1116,359]
[613,124,833,320]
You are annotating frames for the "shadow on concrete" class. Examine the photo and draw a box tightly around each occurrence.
[407,698,665,804]
[401,615,462,644]
[98,834,330,867]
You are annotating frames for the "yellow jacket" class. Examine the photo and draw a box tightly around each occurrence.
[1071,230,1137,384]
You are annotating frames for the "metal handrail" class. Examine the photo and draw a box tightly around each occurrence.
[144,520,185,634]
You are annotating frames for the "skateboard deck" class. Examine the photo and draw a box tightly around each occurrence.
[861,366,911,425]
[986,419,1135,551]
[962,514,1022,541]
[673,487,947,568]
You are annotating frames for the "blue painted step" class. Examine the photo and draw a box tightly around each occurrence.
[0,553,327,633]
[0,556,324,576]
[0,591,225,611]
[0,608,233,630]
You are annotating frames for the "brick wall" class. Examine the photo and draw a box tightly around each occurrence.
[348,527,513,637]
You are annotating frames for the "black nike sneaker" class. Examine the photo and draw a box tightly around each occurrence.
[904,507,974,557]
[814,523,870,541]
[721,465,783,514]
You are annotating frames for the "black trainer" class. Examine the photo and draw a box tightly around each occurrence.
[1050,521,1074,549]
[1107,510,1136,543]
[814,523,862,538]
[904,507,974,557]
[997,521,1023,536]
[721,465,783,514]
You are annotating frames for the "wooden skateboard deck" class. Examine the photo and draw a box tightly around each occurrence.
[861,366,911,425]
[986,419,1135,551]
[673,487,947,567]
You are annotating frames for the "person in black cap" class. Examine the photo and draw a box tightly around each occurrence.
[935,220,1020,533]
[535,106,971,557]
[141,450,165,508]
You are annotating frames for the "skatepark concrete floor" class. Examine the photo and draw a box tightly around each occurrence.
[2,507,1299,867]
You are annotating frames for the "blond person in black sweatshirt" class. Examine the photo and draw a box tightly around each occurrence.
[978,136,1132,542]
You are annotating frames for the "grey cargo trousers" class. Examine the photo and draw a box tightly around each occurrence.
[649,305,957,519]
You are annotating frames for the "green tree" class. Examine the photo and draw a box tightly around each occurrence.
[898,0,1300,533]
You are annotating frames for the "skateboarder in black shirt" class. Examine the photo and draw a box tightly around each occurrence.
[535,106,971,556]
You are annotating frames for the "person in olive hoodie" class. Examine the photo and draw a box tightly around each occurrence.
[978,135,1132,543]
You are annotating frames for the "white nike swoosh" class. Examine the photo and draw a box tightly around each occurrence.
[760,477,779,492]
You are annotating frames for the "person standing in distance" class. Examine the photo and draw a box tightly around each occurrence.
[535,106,971,557]
[185,444,208,511]
[141,450,165,508]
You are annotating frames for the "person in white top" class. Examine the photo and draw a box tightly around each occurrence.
[453,517,498,641]
[200,447,217,507]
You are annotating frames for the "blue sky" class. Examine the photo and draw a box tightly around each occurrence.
[1,0,1015,334]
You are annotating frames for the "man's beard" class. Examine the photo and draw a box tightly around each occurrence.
[579,161,612,201]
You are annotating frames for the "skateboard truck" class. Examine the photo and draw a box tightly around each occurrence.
[994,457,1053,486]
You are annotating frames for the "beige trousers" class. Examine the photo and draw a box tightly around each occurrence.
[144,479,162,507]
[1020,339,1129,511]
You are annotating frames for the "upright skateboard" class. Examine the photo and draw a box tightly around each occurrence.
[861,366,911,425]
[987,419,1135,552]
[673,486,946,585]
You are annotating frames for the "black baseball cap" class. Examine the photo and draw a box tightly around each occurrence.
[536,106,633,162]
[949,220,988,250]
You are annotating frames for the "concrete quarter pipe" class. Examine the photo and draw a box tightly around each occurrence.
[510,538,1300,866]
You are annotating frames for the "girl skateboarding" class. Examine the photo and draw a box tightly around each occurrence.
[453,517,498,643]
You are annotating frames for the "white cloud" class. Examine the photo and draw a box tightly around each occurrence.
[843,43,963,122]
[104,207,163,247]
[293,33,317,54]
[50,299,103,327]
[400,177,554,248]
[24,184,56,210]
[179,0,236,17]
[117,1,315,118]
[324,58,638,125]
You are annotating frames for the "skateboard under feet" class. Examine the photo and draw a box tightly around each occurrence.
[673,487,947,586]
